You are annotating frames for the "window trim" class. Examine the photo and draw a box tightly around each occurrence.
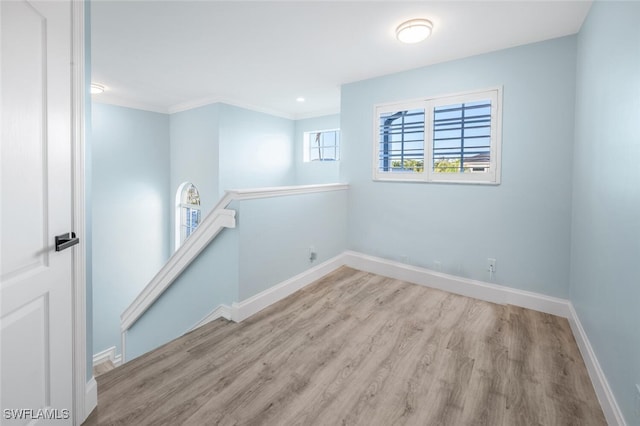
[303,128,341,163]
[373,86,502,185]
[180,203,201,242]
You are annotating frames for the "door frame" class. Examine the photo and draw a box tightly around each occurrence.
[70,0,94,422]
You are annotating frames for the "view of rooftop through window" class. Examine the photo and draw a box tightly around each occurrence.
[433,100,492,173]
[378,100,492,174]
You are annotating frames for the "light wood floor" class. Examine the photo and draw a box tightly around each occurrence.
[84,267,606,425]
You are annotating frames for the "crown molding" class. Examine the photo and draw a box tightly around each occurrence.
[168,96,296,120]
[293,108,341,120]
[91,95,170,114]
[92,94,340,121]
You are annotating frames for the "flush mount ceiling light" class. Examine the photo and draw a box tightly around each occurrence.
[90,83,105,94]
[296,97,305,102]
[396,19,433,44]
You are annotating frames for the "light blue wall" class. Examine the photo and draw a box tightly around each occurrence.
[169,104,220,250]
[169,102,301,249]
[126,228,239,360]
[170,103,299,206]
[218,104,295,193]
[90,8,640,421]
[92,103,171,355]
[92,101,303,356]
[125,188,348,359]
[237,190,348,299]
[571,2,640,424]
[340,36,577,298]
[294,114,341,184]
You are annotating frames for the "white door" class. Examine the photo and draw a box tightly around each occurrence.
[1,0,75,424]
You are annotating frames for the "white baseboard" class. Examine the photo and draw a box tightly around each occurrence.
[342,250,623,424]
[188,304,232,332]
[342,251,571,318]
[567,303,626,426]
[113,248,624,424]
[84,377,97,420]
[93,346,122,368]
[231,254,345,322]
[228,248,570,324]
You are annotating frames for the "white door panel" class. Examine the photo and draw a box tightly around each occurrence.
[1,0,48,281]
[1,0,74,424]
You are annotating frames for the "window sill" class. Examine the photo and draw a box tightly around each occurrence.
[373,175,501,185]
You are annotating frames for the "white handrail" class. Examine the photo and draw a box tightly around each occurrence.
[224,183,348,201]
[120,208,236,334]
[120,183,349,345]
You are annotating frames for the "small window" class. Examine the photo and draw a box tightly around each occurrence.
[175,182,201,250]
[303,129,340,162]
[374,87,502,184]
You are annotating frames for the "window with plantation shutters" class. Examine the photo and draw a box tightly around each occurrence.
[374,87,502,184]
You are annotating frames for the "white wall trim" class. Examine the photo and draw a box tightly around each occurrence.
[294,108,341,121]
[121,333,127,366]
[120,184,349,361]
[84,378,97,420]
[169,96,340,121]
[567,303,626,426]
[227,250,575,324]
[70,0,91,422]
[92,346,122,368]
[93,95,339,121]
[168,96,295,120]
[188,304,232,332]
[92,98,170,115]
[341,251,622,424]
[225,183,349,202]
[117,247,623,422]
[93,346,115,366]
[231,254,345,322]
[120,208,236,334]
[342,251,570,318]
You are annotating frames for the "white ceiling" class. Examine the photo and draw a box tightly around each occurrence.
[91,1,592,119]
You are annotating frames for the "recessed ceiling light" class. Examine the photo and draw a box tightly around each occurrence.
[90,83,105,94]
[296,97,305,102]
[396,19,433,44]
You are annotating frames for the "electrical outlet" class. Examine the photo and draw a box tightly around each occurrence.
[487,258,497,273]
[635,384,640,418]
[434,260,442,271]
[308,246,317,262]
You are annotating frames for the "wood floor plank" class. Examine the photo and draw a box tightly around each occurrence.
[84,267,605,426]
[279,284,438,426]
[185,276,415,425]
[95,268,371,420]
[458,304,509,426]
[505,305,549,426]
